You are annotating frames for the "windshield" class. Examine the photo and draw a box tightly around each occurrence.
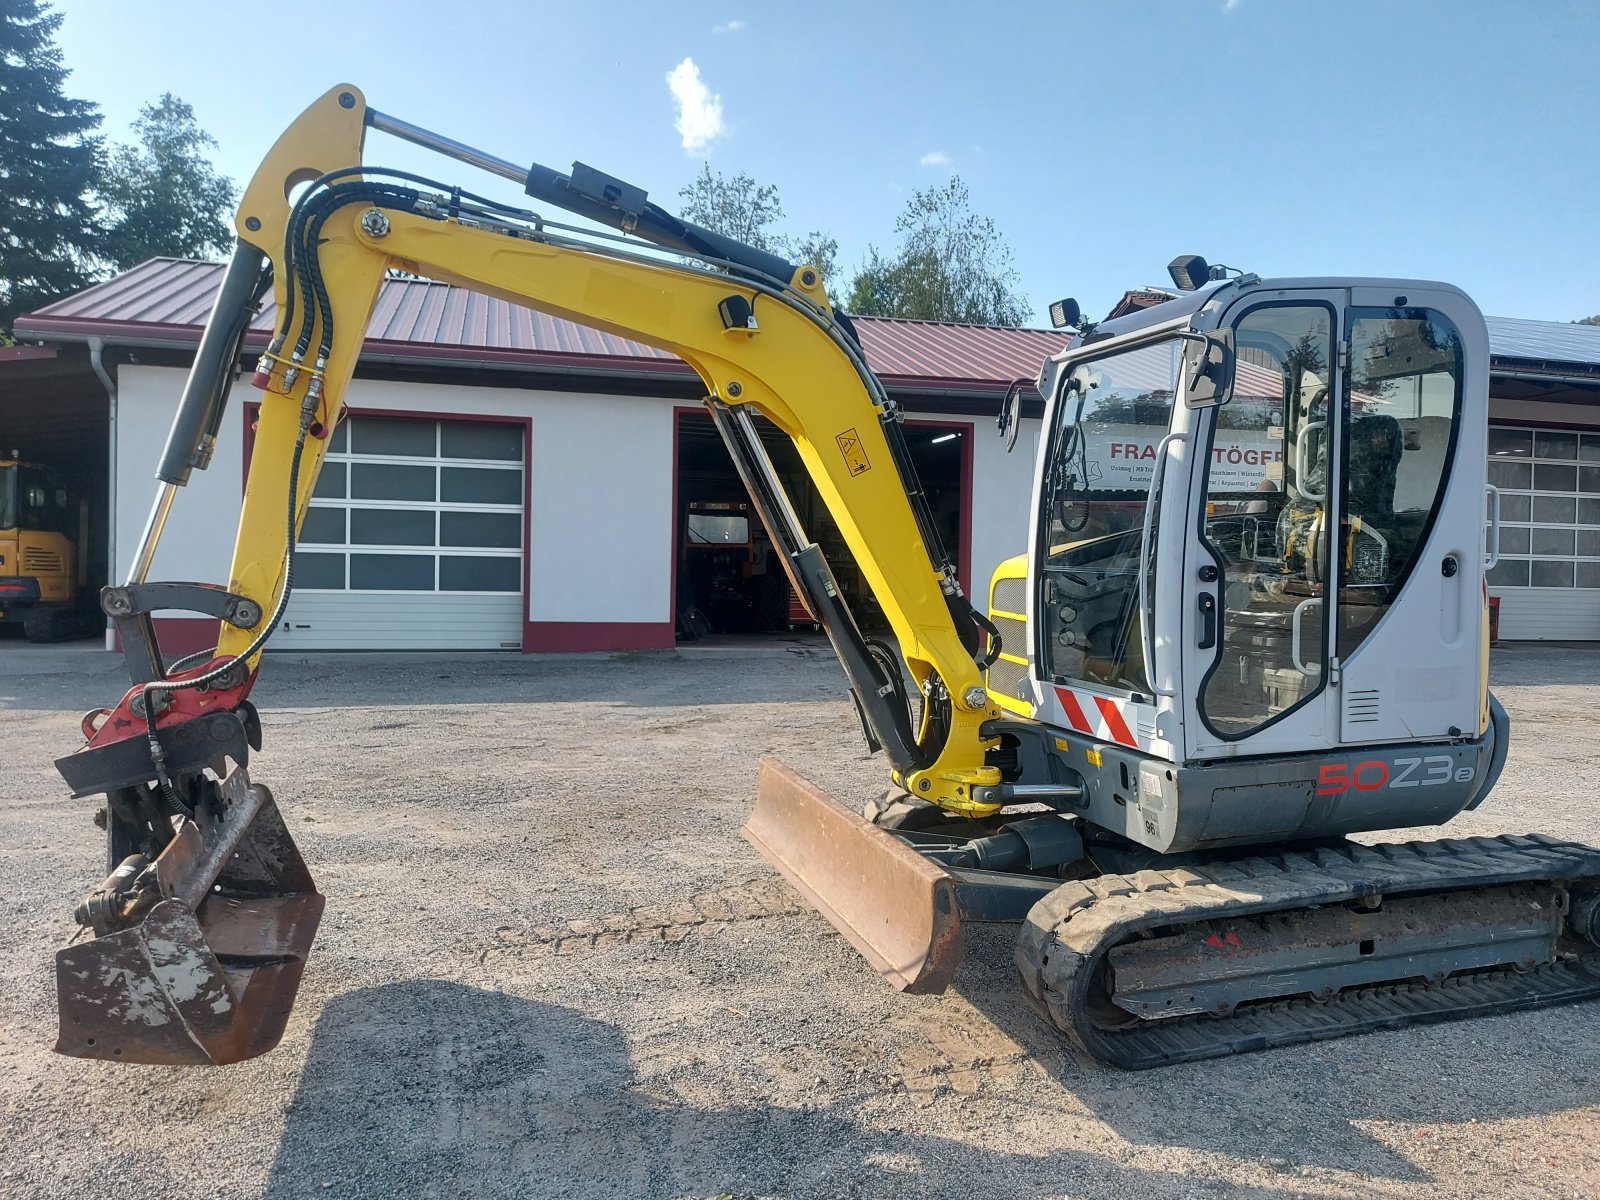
[0,466,15,531]
[1039,337,1181,696]
[686,513,750,544]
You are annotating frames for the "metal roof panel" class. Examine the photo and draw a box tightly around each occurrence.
[17,259,1066,388]
[24,259,1596,388]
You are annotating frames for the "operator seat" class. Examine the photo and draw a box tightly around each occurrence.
[1345,413,1403,523]
[1277,412,1404,583]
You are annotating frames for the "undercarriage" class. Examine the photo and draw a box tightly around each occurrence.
[744,759,1600,1069]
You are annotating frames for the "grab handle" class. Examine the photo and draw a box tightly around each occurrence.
[1138,431,1189,698]
[1290,596,1324,676]
[1484,484,1502,569]
[1294,420,1327,502]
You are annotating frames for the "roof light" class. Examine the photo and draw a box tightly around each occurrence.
[1048,298,1081,329]
[930,432,958,444]
[1167,255,1210,291]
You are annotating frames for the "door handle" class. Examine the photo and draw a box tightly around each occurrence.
[1197,592,1217,650]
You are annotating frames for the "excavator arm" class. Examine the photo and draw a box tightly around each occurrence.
[52,85,1005,1064]
[234,85,997,804]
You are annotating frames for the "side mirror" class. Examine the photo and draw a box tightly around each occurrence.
[1179,330,1234,409]
[997,379,1027,453]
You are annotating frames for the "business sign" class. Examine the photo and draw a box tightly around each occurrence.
[1085,426,1285,492]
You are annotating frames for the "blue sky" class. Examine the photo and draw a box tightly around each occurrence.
[52,0,1600,325]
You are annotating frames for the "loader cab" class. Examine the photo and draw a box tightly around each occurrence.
[1027,280,1491,768]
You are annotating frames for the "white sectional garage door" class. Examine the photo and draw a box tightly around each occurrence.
[1486,425,1600,640]
[275,414,525,650]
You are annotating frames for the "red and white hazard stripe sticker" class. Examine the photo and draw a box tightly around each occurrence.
[1053,685,1138,748]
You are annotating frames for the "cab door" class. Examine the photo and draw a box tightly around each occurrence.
[1182,296,1345,758]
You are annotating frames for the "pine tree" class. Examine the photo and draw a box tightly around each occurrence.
[0,0,101,334]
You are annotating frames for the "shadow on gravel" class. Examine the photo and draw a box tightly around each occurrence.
[264,980,1309,1200]
[950,922,1599,1186]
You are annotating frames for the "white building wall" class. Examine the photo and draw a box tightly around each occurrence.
[960,411,1042,600]
[114,367,676,634]
[113,366,1040,649]
[520,389,672,624]
[114,365,242,589]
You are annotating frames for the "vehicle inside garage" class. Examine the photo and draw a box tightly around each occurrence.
[0,345,110,641]
[673,408,969,641]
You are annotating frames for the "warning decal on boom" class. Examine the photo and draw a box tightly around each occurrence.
[836,429,871,476]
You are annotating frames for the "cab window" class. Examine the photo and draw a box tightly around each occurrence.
[1040,338,1181,696]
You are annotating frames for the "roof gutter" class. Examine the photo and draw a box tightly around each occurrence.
[1490,365,1600,390]
[25,325,1035,406]
[19,323,699,382]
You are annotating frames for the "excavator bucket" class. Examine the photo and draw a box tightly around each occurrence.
[54,769,323,1066]
[742,757,965,993]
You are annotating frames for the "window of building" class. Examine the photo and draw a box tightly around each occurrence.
[1488,427,1600,590]
[299,415,524,594]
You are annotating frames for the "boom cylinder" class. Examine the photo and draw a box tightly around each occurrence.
[155,241,266,487]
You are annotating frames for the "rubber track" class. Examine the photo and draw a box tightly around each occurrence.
[1015,833,1600,1069]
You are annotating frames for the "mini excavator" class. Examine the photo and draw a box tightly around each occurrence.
[52,86,1600,1069]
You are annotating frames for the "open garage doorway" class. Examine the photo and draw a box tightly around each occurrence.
[0,347,111,644]
[672,407,971,643]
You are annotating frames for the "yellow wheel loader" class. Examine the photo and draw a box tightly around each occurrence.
[51,86,1600,1069]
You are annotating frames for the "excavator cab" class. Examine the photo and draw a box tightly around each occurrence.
[1028,285,1492,782]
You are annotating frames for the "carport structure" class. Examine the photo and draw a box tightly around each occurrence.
[0,343,113,601]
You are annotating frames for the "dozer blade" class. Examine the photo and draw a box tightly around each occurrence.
[742,757,964,993]
[55,768,323,1065]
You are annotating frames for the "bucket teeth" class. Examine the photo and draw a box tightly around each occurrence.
[54,768,323,1066]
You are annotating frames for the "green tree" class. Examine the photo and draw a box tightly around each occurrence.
[784,228,839,285]
[0,0,102,334]
[1577,315,1600,326]
[97,93,235,270]
[678,163,783,249]
[845,177,1029,326]
[676,163,838,283]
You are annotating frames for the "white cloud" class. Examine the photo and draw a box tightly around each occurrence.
[666,58,725,154]
[1223,0,1241,10]
[712,19,747,33]
[920,150,951,168]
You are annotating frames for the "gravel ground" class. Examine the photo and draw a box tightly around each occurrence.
[1,640,1598,1199]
